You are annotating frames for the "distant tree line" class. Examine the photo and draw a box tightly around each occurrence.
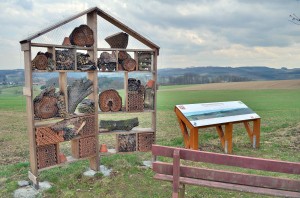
[158,73,251,85]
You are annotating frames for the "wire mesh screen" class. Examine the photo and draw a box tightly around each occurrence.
[97,16,149,49]
[32,15,86,45]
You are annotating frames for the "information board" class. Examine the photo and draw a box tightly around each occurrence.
[176,101,260,127]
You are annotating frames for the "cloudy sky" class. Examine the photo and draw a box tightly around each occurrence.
[1,0,300,69]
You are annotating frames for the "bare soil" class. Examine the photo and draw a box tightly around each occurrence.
[162,79,300,91]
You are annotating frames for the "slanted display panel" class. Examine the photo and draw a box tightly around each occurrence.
[176,101,260,127]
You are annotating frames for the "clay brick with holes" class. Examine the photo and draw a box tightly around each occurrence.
[138,132,155,152]
[37,144,58,169]
[72,136,97,158]
[36,127,64,146]
[77,115,95,137]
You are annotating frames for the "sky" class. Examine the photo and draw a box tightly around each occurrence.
[1,0,300,69]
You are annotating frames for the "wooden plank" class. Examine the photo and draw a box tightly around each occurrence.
[23,42,39,187]
[154,174,300,198]
[215,125,225,148]
[224,123,233,154]
[173,149,181,195]
[31,43,93,50]
[153,162,300,192]
[151,51,157,144]
[152,145,300,174]
[28,171,38,186]
[86,8,100,172]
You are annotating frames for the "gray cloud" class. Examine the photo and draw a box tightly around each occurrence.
[1,0,300,69]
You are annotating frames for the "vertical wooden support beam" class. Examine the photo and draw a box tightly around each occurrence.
[134,51,138,71]
[59,72,68,112]
[216,125,225,148]
[22,42,39,189]
[124,71,129,111]
[152,49,158,143]
[87,10,100,171]
[177,118,190,149]
[253,119,261,148]
[224,123,233,154]
[172,149,180,198]
[189,127,199,150]
[47,47,56,70]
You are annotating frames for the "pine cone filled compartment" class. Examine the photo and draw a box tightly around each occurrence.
[117,133,136,152]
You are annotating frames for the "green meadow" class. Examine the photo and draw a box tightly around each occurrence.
[0,83,299,197]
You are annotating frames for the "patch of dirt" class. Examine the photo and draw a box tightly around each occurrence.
[161,79,300,91]
[267,124,300,151]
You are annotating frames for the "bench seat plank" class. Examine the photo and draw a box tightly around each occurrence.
[152,145,300,174]
[153,162,300,192]
[154,174,300,198]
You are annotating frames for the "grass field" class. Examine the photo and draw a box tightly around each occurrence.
[0,80,300,197]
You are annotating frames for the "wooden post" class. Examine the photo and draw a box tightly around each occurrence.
[172,149,180,198]
[59,72,68,112]
[22,42,39,189]
[216,125,225,148]
[87,10,100,171]
[124,71,128,111]
[189,127,199,150]
[152,49,158,142]
[253,119,261,148]
[224,123,233,154]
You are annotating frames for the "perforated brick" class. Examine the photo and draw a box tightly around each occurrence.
[138,132,154,152]
[37,144,58,169]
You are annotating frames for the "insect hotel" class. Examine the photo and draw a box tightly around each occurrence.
[20,7,159,188]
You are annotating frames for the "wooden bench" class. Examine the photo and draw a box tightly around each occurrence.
[152,145,300,198]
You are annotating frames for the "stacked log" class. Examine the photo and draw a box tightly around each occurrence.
[105,32,128,48]
[67,79,93,114]
[98,89,122,112]
[69,25,94,47]
[77,52,96,71]
[100,117,139,131]
[97,52,117,72]
[56,49,75,70]
[33,86,66,119]
[32,51,55,71]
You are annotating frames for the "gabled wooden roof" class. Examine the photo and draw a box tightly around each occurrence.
[20,7,160,53]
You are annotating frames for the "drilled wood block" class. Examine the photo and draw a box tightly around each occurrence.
[138,132,154,152]
[37,144,58,169]
[79,136,97,158]
[117,134,136,152]
[36,127,64,146]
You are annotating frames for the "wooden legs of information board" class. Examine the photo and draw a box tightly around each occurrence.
[244,119,260,148]
[177,118,260,154]
[216,123,233,154]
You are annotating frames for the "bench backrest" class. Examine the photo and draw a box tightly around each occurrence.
[152,144,300,194]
